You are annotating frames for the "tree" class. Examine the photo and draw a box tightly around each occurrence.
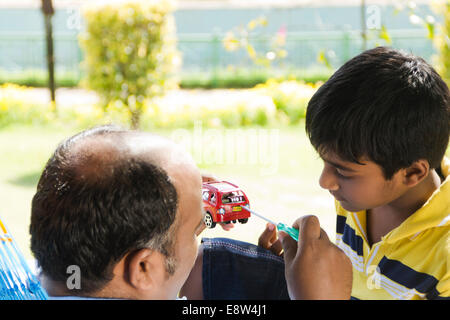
[434,1,450,84]
[222,16,288,68]
[80,0,180,129]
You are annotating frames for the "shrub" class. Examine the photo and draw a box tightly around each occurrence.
[0,84,54,128]
[254,79,321,125]
[431,1,450,84]
[0,69,80,88]
[0,84,106,129]
[79,0,180,128]
[0,80,320,130]
[179,67,332,89]
[139,89,277,129]
[439,2,450,84]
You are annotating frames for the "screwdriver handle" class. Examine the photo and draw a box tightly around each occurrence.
[277,223,299,242]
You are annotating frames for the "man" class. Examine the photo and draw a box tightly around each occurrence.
[30,125,204,299]
[29,125,352,299]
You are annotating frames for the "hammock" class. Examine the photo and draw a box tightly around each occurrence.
[0,218,48,300]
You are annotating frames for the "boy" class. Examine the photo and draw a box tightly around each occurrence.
[183,47,449,300]
[304,46,449,299]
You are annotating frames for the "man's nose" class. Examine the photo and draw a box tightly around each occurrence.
[319,166,339,191]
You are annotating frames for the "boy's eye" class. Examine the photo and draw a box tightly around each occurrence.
[335,169,352,179]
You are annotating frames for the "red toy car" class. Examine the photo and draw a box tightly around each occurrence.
[202,181,250,229]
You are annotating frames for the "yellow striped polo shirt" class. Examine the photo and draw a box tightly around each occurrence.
[335,157,450,300]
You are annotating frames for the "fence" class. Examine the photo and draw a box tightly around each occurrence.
[181,28,436,69]
[0,28,436,81]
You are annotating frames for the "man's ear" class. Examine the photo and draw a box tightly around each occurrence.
[126,248,166,291]
[402,159,430,187]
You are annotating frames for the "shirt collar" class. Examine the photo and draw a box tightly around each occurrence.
[383,157,450,243]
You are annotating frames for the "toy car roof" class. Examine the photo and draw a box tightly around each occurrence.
[203,181,241,193]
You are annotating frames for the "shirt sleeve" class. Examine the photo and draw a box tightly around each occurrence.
[432,273,450,299]
[430,231,450,300]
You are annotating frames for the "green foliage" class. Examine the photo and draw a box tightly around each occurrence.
[435,1,450,84]
[0,69,80,88]
[222,16,288,68]
[0,66,331,90]
[393,1,448,82]
[0,84,54,128]
[79,0,180,128]
[0,80,320,130]
[138,89,278,129]
[179,67,332,89]
[254,79,320,125]
[317,50,333,70]
[180,68,272,89]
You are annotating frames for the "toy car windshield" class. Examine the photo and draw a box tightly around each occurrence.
[221,191,245,204]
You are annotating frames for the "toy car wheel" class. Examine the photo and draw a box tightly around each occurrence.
[204,212,216,229]
[238,218,248,224]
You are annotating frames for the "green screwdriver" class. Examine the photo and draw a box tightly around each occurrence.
[241,205,299,242]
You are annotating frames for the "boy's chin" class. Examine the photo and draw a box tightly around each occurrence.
[338,199,364,213]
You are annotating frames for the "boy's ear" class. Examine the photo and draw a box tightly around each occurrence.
[402,159,430,187]
[126,248,166,291]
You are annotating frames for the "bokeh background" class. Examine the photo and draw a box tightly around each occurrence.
[0,0,449,261]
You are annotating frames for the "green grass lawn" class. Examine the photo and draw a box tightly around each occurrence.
[0,124,78,261]
[0,122,336,261]
[1,122,449,262]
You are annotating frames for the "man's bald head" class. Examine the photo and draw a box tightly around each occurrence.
[30,125,196,295]
[48,125,195,187]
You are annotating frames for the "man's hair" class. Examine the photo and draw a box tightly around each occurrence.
[30,125,179,294]
[306,46,450,179]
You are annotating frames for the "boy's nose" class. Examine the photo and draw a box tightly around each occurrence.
[319,166,339,191]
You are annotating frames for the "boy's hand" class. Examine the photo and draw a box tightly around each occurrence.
[258,223,283,256]
[279,215,353,300]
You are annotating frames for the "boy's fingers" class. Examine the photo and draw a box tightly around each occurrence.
[270,239,284,256]
[296,215,321,244]
[280,215,322,261]
[258,223,277,249]
[319,227,330,241]
[279,231,297,262]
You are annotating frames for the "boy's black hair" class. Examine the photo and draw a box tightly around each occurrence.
[30,125,178,294]
[305,46,450,179]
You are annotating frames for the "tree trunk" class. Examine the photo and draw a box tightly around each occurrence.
[41,0,56,110]
[130,108,142,130]
[361,0,367,51]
